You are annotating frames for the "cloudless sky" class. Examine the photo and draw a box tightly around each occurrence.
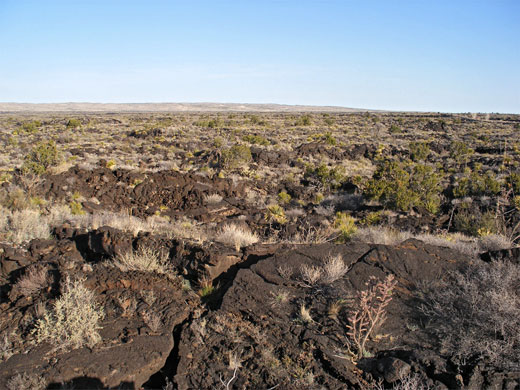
[0,0,519,112]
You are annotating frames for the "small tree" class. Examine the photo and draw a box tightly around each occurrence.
[21,140,60,175]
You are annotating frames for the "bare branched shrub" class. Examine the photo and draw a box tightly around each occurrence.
[322,254,350,283]
[7,372,46,390]
[372,374,433,390]
[34,277,104,351]
[15,265,51,296]
[346,274,397,358]
[299,264,323,287]
[392,374,433,390]
[113,247,172,274]
[219,352,240,390]
[277,265,293,280]
[420,260,520,369]
[215,224,259,251]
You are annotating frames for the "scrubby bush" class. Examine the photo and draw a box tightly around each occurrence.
[453,168,502,198]
[506,172,520,194]
[0,185,30,211]
[66,118,82,129]
[1,208,52,244]
[334,212,357,242]
[265,204,287,224]
[304,163,346,190]
[34,277,104,351]
[389,124,401,134]
[221,144,252,170]
[278,191,292,205]
[249,114,266,125]
[309,132,337,145]
[449,140,474,165]
[21,140,60,175]
[365,161,443,213]
[420,260,520,370]
[20,120,42,134]
[195,117,223,128]
[324,117,335,126]
[454,209,497,237]
[409,141,430,162]
[243,134,270,146]
[295,114,313,126]
[69,200,85,215]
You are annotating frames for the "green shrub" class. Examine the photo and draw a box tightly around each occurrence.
[409,141,430,162]
[304,163,346,190]
[20,120,42,133]
[213,136,224,149]
[243,134,270,146]
[361,211,382,226]
[221,144,252,170]
[195,118,223,128]
[66,118,82,129]
[265,204,287,224]
[334,212,357,242]
[454,209,497,236]
[507,172,520,193]
[449,141,474,164]
[365,160,443,213]
[389,124,401,134]
[278,191,292,205]
[323,132,337,145]
[295,115,313,126]
[21,140,60,175]
[453,169,502,198]
[249,115,266,126]
[324,117,335,126]
[69,201,85,216]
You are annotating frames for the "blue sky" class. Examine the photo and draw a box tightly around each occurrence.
[1,0,519,112]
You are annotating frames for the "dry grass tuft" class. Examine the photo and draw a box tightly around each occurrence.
[0,207,51,244]
[15,265,51,297]
[299,304,313,323]
[216,224,259,251]
[354,226,412,246]
[112,246,172,274]
[322,254,350,283]
[204,193,223,205]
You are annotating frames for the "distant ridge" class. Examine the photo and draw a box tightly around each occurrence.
[0,102,368,113]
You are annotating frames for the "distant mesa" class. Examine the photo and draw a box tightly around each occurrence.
[0,102,367,113]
